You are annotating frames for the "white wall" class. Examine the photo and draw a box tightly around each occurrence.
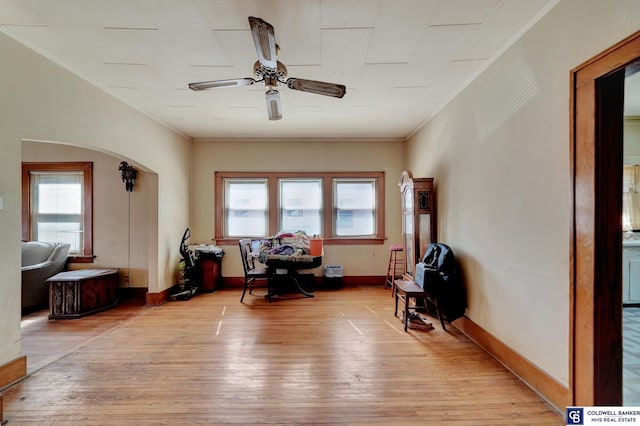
[190,139,405,279]
[0,124,22,374]
[0,31,191,368]
[406,0,640,386]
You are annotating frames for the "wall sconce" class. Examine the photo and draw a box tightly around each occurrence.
[118,161,138,192]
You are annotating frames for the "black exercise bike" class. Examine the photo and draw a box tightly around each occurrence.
[171,228,198,301]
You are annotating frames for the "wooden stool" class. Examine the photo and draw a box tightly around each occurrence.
[394,279,446,332]
[385,244,404,294]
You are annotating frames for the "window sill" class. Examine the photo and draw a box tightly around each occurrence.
[67,255,95,264]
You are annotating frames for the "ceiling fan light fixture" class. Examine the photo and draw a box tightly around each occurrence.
[265,89,282,120]
[264,76,278,89]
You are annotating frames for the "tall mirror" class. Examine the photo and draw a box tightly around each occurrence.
[400,171,436,277]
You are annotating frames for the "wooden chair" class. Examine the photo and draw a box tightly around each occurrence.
[238,239,270,302]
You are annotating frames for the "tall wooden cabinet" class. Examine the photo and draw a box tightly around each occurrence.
[400,171,436,277]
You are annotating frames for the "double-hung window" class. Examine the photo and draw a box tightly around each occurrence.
[334,178,377,237]
[279,178,322,235]
[215,171,384,244]
[225,178,268,237]
[22,162,93,262]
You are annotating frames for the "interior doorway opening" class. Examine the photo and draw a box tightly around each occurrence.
[572,30,640,406]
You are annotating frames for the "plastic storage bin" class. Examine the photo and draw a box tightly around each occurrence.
[323,265,344,288]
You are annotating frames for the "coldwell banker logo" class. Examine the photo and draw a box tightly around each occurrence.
[566,407,584,425]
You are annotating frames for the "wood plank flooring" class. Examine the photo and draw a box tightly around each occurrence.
[4,287,562,425]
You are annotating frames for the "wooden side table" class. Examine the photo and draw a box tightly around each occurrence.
[394,279,446,331]
[47,269,119,319]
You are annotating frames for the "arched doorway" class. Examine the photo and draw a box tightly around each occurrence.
[20,140,157,303]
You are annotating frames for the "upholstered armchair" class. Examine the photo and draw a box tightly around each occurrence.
[21,242,70,314]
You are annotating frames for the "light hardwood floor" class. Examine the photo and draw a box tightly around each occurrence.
[5,287,562,425]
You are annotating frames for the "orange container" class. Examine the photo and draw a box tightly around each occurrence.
[310,238,323,256]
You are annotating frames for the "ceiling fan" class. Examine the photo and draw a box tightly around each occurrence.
[188,16,346,121]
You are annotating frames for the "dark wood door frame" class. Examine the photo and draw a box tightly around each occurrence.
[572,30,640,406]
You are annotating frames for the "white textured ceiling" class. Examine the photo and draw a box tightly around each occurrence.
[0,0,562,140]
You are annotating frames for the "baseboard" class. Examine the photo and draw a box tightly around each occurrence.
[0,356,26,391]
[454,316,570,411]
[221,276,385,288]
[341,276,383,286]
[118,287,147,304]
[222,277,245,287]
[145,287,171,306]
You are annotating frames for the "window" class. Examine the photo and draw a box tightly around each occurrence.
[22,162,93,262]
[225,178,268,237]
[334,178,377,236]
[279,179,322,235]
[215,171,384,244]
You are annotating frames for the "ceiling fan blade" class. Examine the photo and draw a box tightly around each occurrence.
[249,16,277,70]
[286,78,346,98]
[188,78,256,91]
[265,89,282,121]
